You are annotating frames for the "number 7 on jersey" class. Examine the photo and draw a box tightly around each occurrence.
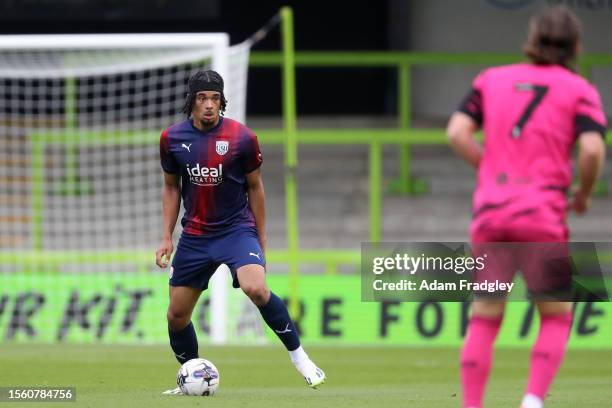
[512,83,549,139]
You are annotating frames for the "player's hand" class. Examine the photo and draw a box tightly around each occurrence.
[156,238,173,268]
[571,187,591,214]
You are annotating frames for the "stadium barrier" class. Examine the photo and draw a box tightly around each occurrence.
[1,272,611,346]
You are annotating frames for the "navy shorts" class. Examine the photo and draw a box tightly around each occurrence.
[169,227,265,290]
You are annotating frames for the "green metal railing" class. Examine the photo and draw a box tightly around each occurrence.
[279,6,301,316]
[14,7,612,280]
[249,51,612,193]
[27,128,446,243]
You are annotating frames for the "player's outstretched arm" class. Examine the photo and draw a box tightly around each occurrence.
[572,132,606,214]
[156,172,181,267]
[246,168,266,255]
[447,111,482,169]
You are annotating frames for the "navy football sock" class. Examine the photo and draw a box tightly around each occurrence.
[169,321,199,364]
[258,292,300,351]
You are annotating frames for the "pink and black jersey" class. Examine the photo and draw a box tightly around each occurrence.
[458,63,607,236]
[160,117,263,236]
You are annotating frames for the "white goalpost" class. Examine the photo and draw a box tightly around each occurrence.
[0,33,253,344]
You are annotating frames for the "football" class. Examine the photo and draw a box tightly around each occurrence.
[176,358,220,396]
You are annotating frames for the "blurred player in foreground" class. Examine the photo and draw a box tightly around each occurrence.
[447,6,606,408]
[155,70,325,393]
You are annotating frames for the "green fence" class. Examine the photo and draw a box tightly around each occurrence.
[6,7,612,301]
[246,11,612,283]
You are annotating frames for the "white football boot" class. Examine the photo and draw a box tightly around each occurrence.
[161,387,183,395]
[295,359,326,389]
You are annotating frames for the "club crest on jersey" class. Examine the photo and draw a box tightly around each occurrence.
[216,141,229,156]
[186,163,223,186]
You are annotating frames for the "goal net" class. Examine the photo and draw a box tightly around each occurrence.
[0,34,258,345]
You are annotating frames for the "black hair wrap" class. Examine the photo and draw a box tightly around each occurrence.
[182,70,227,116]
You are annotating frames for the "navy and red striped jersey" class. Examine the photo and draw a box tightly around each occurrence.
[160,117,263,236]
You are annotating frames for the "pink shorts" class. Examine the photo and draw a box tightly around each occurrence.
[471,212,568,243]
[470,221,571,299]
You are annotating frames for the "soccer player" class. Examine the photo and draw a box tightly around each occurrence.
[446,6,606,408]
[155,70,325,393]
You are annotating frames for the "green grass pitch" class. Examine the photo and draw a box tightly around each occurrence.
[0,344,610,407]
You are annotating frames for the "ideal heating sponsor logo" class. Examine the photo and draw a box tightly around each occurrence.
[186,163,223,186]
